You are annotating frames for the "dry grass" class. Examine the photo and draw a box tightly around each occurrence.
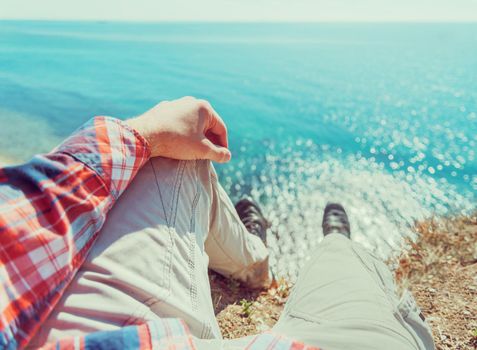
[395,215,477,350]
[210,215,477,349]
[209,272,292,339]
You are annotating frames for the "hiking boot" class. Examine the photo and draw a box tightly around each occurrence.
[235,197,269,246]
[322,202,351,239]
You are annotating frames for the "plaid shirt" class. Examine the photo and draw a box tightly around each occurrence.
[0,117,319,350]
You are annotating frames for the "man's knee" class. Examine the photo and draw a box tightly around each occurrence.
[148,158,215,189]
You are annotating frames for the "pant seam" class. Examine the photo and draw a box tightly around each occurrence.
[168,160,180,225]
[150,159,176,304]
[188,161,201,312]
[172,161,187,227]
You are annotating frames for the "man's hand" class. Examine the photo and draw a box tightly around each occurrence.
[126,96,231,163]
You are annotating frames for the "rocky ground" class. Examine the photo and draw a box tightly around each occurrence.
[211,215,477,349]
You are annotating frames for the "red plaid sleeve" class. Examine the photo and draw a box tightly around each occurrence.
[0,116,150,349]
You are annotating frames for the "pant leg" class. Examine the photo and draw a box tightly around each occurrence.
[206,167,271,289]
[28,158,269,348]
[271,234,429,350]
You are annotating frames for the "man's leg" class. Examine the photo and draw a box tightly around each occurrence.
[28,158,269,347]
[206,181,271,289]
[270,205,434,350]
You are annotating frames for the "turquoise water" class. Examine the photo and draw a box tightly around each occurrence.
[1,21,476,276]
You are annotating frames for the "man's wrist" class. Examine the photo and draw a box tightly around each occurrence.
[122,117,153,157]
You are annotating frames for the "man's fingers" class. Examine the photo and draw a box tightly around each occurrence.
[205,130,223,148]
[206,105,228,148]
[199,138,231,163]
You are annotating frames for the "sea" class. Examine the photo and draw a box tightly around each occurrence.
[1,21,476,278]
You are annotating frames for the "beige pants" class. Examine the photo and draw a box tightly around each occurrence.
[29,158,434,350]
[29,158,270,347]
[271,234,435,350]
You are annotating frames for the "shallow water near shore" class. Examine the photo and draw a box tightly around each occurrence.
[1,21,476,278]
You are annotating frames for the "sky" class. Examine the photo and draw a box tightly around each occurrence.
[1,0,477,22]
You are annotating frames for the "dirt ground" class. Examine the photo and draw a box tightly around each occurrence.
[210,215,477,349]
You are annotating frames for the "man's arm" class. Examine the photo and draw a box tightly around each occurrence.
[0,117,150,348]
[0,97,230,348]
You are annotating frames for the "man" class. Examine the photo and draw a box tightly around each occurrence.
[0,97,434,349]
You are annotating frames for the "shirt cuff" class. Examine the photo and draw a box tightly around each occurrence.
[53,116,151,200]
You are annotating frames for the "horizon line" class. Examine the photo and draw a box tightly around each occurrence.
[1,18,477,24]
